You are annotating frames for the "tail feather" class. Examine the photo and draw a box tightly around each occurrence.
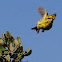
[32,27,39,33]
[31,27,38,31]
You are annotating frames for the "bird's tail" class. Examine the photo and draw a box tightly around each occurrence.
[31,27,39,33]
[31,27,38,31]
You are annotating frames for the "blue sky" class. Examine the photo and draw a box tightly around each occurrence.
[0,0,62,62]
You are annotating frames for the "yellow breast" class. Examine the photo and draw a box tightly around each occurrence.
[37,18,52,29]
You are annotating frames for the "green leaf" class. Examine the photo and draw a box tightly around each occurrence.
[17,36,21,43]
[4,55,10,61]
[15,46,23,53]
[0,46,6,51]
[0,39,4,45]
[6,31,11,35]
[27,48,30,52]
[26,60,28,62]
[0,50,2,56]
[4,50,8,54]
[24,48,32,56]
[19,51,25,58]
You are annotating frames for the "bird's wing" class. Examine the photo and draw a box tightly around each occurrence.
[46,14,56,20]
[38,8,48,18]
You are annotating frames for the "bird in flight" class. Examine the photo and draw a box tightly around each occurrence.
[32,8,56,33]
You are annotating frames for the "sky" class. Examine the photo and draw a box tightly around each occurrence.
[0,0,62,62]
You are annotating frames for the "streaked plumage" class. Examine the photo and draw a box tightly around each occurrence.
[32,8,56,33]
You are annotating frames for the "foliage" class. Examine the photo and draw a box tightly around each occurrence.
[0,31,32,62]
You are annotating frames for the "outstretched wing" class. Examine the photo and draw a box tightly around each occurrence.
[38,8,48,18]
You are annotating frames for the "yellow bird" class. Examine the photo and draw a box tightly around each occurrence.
[32,8,56,33]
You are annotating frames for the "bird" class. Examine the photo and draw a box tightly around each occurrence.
[32,8,56,33]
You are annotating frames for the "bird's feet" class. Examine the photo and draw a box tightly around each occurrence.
[37,30,39,33]
[42,29,44,32]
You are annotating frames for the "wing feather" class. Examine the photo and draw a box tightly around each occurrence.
[38,8,48,18]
